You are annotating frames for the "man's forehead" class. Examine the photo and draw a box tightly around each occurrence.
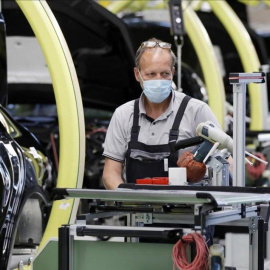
[141,47,171,59]
[140,48,172,67]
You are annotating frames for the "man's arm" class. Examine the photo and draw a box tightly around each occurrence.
[102,158,124,190]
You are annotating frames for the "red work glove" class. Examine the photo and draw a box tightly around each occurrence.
[177,151,206,183]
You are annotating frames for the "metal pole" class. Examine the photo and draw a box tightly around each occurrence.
[233,83,246,187]
[260,64,270,129]
[59,225,73,270]
[258,219,265,270]
[169,0,185,91]
[249,217,260,270]
[174,36,183,91]
[177,43,182,90]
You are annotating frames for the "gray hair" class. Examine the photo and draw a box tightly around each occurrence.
[135,37,176,69]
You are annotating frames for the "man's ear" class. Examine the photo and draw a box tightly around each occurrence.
[172,67,175,76]
[134,67,141,82]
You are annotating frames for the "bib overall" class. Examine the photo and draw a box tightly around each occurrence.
[125,95,191,183]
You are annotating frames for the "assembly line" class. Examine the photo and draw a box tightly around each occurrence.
[1,0,270,270]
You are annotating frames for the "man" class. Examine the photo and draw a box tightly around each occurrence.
[102,37,220,190]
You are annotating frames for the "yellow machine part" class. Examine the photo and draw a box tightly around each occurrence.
[106,0,134,13]
[98,1,112,8]
[238,0,259,6]
[105,0,150,13]
[17,266,31,270]
[262,0,270,8]
[209,1,262,130]
[16,0,85,255]
[183,4,226,129]
[105,0,226,129]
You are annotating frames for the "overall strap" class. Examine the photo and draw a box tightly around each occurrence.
[169,95,192,142]
[131,99,140,141]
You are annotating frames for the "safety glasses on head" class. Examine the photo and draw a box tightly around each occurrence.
[140,41,172,49]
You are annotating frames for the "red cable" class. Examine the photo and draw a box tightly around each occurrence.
[86,127,107,138]
[172,233,209,270]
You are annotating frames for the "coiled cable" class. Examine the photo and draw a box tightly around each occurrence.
[172,233,209,270]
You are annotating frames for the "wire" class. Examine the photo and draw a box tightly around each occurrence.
[172,233,209,270]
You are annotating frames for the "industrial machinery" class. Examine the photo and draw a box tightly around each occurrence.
[1,0,270,269]
[0,0,85,268]
[46,185,270,270]
[0,3,55,269]
[29,72,270,270]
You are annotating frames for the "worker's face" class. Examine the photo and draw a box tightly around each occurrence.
[134,48,175,84]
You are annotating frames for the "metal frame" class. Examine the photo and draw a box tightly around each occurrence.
[55,187,270,270]
[229,72,265,187]
[59,225,73,270]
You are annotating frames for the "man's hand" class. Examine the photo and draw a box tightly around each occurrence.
[102,158,124,190]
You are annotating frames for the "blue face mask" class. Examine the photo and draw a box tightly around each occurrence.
[139,71,172,103]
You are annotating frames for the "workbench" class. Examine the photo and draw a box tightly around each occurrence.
[35,185,270,270]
